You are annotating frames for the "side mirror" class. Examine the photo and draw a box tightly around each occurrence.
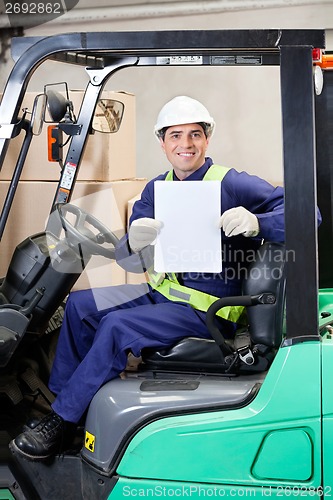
[44,82,75,125]
[46,89,69,123]
[92,99,124,133]
[31,94,47,136]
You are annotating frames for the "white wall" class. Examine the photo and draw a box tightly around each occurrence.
[1,2,332,185]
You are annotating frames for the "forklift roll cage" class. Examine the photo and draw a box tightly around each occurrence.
[0,27,330,500]
[0,28,325,344]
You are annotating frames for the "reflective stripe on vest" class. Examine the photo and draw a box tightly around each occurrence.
[164,164,230,181]
[149,164,246,324]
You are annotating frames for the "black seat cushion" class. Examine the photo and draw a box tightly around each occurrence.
[142,337,227,373]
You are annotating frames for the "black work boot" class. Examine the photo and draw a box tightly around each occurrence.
[10,412,76,461]
[22,416,40,431]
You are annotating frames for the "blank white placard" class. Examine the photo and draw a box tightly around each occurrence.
[154,180,222,272]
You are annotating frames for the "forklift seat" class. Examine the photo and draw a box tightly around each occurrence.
[141,242,286,374]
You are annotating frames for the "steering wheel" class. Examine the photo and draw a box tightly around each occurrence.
[56,203,120,259]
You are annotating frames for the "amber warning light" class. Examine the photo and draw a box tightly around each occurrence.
[47,125,63,162]
[313,49,333,70]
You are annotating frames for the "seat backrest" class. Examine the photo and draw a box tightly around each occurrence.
[243,241,286,349]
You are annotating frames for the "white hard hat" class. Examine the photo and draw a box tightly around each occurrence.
[154,96,215,139]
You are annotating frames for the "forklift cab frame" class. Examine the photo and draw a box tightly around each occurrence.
[0,29,330,499]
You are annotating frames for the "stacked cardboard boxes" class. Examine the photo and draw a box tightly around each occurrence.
[0,91,147,290]
[1,91,137,182]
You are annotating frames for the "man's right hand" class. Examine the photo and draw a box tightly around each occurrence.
[129,218,163,253]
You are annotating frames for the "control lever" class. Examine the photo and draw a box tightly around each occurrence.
[20,287,45,316]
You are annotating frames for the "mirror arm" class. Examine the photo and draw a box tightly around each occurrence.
[58,123,82,136]
[0,116,27,139]
[20,117,32,133]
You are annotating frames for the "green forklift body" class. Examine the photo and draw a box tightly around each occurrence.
[115,344,322,491]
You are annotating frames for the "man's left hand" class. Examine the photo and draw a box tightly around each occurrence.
[219,206,259,238]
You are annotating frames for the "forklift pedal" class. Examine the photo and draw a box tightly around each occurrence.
[20,367,55,405]
[0,379,23,405]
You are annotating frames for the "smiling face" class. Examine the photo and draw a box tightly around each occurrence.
[160,123,210,180]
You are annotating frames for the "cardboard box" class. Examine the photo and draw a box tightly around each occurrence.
[126,193,149,285]
[0,91,136,182]
[0,179,147,291]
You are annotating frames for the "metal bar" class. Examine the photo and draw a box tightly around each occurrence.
[48,81,101,210]
[315,71,333,288]
[45,80,101,235]
[46,57,139,238]
[0,127,33,240]
[280,45,319,341]
[11,30,326,60]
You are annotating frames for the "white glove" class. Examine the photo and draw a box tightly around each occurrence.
[129,217,163,253]
[219,206,259,238]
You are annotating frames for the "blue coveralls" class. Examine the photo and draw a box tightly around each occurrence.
[49,157,285,423]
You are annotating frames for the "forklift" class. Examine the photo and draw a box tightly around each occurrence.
[0,29,331,499]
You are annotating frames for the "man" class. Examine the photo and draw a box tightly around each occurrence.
[11,95,285,461]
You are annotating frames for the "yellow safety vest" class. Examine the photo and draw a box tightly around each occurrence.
[149,164,246,324]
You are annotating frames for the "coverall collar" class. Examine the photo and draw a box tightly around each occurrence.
[172,157,213,181]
